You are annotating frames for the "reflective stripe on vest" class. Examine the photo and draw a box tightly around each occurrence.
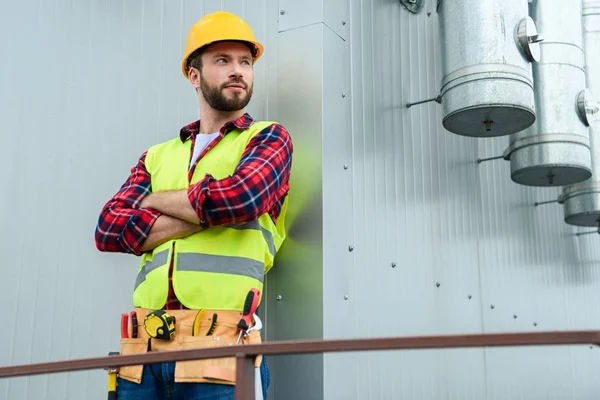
[134,251,264,292]
[134,249,169,291]
[229,220,276,256]
[177,254,264,282]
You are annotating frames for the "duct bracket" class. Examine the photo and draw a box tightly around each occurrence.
[406,94,441,108]
[575,227,600,237]
[400,0,424,14]
[516,16,543,62]
[577,89,599,127]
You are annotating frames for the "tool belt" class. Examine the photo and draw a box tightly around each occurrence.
[118,307,262,385]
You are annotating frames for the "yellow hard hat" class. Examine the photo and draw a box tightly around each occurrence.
[181,11,264,78]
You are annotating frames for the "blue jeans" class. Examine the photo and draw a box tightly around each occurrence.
[116,356,270,400]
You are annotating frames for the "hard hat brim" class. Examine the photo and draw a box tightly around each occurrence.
[181,39,264,79]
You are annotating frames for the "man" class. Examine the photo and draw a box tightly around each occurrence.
[95,11,292,400]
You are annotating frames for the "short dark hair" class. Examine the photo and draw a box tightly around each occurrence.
[186,40,257,74]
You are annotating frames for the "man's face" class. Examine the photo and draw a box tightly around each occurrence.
[194,41,254,112]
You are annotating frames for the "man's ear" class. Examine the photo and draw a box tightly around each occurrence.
[188,68,201,89]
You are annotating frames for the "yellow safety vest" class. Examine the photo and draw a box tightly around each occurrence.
[132,120,287,311]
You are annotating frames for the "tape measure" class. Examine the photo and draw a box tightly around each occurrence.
[144,310,176,340]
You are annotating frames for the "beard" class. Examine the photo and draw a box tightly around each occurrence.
[200,75,253,112]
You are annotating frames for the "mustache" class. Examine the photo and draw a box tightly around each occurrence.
[222,78,248,89]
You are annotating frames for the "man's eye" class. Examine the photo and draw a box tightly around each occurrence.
[217,58,227,63]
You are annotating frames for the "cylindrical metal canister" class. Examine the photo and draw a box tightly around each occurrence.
[504,0,592,187]
[437,0,539,137]
[559,0,600,226]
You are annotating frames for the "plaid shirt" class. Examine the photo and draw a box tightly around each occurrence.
[95,113,293,310]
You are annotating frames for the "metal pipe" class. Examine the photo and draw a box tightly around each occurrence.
[504,0,592,187]
[436,0,537,137]
[559,0,600,226]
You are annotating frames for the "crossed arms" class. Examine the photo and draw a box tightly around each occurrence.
[95,123,293,255]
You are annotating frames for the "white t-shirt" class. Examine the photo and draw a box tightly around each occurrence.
[190,132,220,170]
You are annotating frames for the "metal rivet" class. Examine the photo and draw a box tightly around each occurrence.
[513,315,518,319]
[533,322,538,327]
[349,245,354,252]
[342,93,346,98]
[342,20,346,25]
[490,304,495,309]
[435,282,440,288]
[280,10,286,15]
[344,165,349,170]
[276,295,283,301]
[344,295,349,300]
[391,262,397,268]
[427,12,431,16]
[468,295,472,299]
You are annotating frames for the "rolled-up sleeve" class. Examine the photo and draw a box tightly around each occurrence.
[95,152,161,256]
[187,123,293,227]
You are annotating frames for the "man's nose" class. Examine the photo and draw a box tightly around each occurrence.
[229,62,244,78]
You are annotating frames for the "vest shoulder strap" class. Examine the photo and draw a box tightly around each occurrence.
[145,137,182,173]
[145,120,279,171]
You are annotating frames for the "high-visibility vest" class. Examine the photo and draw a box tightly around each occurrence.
[132,121,288,311]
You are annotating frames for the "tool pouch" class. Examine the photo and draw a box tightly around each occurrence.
[174,324,263,384]
[118,338,148,384]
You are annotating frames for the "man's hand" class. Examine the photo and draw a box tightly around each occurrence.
[139,190,201,225]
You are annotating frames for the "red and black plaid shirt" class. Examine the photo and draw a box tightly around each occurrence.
[95,113,293,310]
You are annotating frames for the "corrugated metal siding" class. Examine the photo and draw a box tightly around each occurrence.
[478,136,600,399]
[0,1,275,399]
[322,0,600,399]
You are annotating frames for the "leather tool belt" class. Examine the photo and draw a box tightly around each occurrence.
[118,307,262,385]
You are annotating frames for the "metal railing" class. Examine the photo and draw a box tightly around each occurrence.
[1,330,600,400]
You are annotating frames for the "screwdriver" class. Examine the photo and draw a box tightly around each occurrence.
[236,288,261,344]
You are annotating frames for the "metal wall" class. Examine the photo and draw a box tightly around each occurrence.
[320,0,600,399]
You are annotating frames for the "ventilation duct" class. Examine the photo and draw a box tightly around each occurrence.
[503,0,592,186]
[558,0,600,226]
[436,0,539,137]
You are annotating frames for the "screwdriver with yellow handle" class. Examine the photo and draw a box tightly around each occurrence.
[107,357,118,400]
[236,288,261,344]
[106,313,129,399]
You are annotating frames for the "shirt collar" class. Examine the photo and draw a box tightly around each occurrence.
[179,112,255,142]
